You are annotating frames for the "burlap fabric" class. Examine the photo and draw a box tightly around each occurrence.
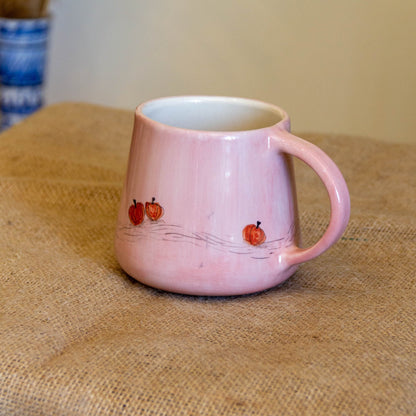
[1,103,415,415]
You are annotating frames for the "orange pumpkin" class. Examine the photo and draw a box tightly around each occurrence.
[243,221,266,246]
[145,197,164,221]
[128,199,145,225]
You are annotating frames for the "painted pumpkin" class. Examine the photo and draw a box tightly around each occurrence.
[243,221,266,246]
[128,199,145,225]
[145,197,164,221]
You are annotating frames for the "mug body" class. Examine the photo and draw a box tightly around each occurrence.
[115,96,301,295]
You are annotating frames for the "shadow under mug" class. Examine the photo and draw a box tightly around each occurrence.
[115,96,350,296]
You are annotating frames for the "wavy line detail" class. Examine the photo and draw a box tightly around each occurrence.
[116,220,295,260]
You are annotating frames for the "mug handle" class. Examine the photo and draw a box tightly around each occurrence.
[272,130,350,266]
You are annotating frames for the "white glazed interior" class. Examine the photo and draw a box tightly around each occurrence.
[141,96,287,132]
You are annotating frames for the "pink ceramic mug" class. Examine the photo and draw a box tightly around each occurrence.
[115,96,350,296]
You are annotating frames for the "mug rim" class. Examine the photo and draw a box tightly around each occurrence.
[136,95,290,134]
[0,16,51,23]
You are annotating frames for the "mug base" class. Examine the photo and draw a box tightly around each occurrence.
[118,257,298,296]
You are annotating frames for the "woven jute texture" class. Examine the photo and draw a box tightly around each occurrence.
[1,103,415,415]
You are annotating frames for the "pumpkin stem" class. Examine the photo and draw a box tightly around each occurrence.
[256,221,261,229]
[152,197,155,204]
[133,199,137,207]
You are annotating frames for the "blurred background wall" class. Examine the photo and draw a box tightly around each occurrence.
[45,0,416,143]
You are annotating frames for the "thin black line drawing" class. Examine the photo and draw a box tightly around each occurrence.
[117,220,295,260]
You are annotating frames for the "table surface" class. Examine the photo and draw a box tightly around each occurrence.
[1,103,415,415]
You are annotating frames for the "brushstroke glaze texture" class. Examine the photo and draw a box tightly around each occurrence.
[115,96,350,295]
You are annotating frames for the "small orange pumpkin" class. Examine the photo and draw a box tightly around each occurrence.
[145,197,164,221]
[128,199,145,225]
[243,221,266,246]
